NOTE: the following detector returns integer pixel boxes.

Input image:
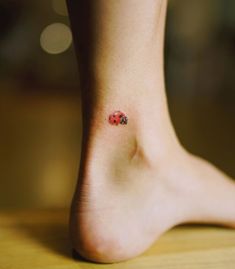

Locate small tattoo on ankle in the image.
[108,111,128,126]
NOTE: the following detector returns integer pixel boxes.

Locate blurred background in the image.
[0,0,234,209]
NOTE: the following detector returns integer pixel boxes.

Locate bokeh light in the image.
[40,23,72,54]
[52,0,68,16]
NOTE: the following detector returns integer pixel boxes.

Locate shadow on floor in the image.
[14,211,87,263]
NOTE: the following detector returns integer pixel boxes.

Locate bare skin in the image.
[66,0,235,263]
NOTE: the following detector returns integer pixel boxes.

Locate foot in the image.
[70,104,235,263]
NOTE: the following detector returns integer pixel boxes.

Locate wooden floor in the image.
[1,210,235,269]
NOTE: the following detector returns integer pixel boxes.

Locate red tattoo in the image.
[108,111,128,125]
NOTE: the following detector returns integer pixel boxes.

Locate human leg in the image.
[66,0,235,263]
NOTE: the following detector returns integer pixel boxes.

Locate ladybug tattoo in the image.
[108,111,128,126]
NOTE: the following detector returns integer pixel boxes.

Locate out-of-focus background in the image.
[0,0,234,209]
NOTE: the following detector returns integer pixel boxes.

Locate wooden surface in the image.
[1,210,235,269]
